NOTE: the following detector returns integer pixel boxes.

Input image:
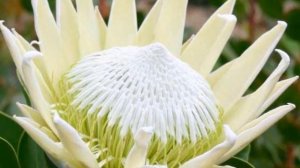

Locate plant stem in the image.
[248,0,257,42]
[285,144,295,168]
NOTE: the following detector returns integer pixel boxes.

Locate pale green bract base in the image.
[53,74,224,168]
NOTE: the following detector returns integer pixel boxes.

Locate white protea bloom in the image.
[1,0,298,167]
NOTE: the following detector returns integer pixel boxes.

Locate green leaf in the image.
[209,0,225,6]
[236,145,251,161]
[21,0,56,13]
[137,11,146,28]
[0,111,24,151]
[20,0,33,13]
[292,0,300,3]
[258,0,283,19]
[229,39,251,56]
[285,9,300,42]
[18,133,49,168]
[280,35,300,60]
[0,137,20,168]
[45,157,59,168]
[279,119,300,144]
[234,0,248,20]
[17,72,31,106]
[223,157,255,168]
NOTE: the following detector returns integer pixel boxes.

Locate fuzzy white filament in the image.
[67,43,220,143]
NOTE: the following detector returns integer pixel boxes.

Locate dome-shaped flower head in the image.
[0,0,298,167]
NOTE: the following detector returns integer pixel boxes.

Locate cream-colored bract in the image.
[0,0,298,167]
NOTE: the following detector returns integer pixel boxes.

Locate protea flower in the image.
[0,0,298,167]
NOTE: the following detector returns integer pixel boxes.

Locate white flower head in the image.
[0,0,298,167]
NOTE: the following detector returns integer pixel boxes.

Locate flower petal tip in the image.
[135,127,154,146]
[275,49,289,56]
[31,0,38,10]
[218,14,237,22]
[141,127,154,134]
[16,102,25,112]
[223,0,236,11]
[0,21,8,33]
[53,113,61,124]
[293,76,299,83]
[12,116,25,124]
[16,102,22,107]
[277,20,287,28]
[287,103,296,109]
[22,51,43,64]
[225,0,236,7]
[274,49,290,65]
[30,40,41,46]
[223,125,237,145]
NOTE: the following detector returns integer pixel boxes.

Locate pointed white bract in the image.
[259,76,298,113]
[135,0,163,46]
[32,0,67,84]
[154,0,188,56]
[181,0,236,76]
[95,7,107,49]
[224,50,290,130]
[76,0,102,54]
[53,114,99,168]
[211,21,287,111]
[21,51,58,135]
[1,0,297,167]
[106,0,137,48]
[214,0,236,14]
[181,14,236,76]
[181,125,236,168]
[219,104,295,163]
[9,27,52,101]
[125,127,154,168]
[0,21,24,75]
[17,103,46,126]
[57,0,80,62]
[13,116,64,160]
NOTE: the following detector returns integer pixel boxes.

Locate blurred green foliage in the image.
[0,0,299,167]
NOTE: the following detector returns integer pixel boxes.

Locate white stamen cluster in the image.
[67,43,220,143]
